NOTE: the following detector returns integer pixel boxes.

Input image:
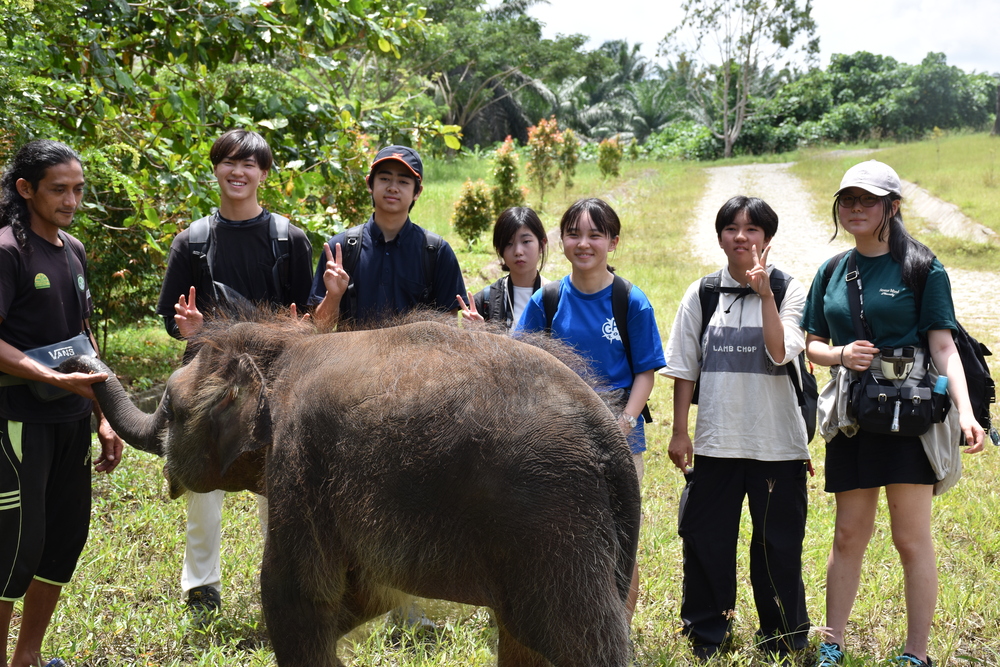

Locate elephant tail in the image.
[605,444,641,605]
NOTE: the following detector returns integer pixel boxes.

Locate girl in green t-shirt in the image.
[802,160,985,667]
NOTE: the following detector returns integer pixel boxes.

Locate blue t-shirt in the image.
[308,216,465,321]
[515,276,665,454]
[802,251,956,347]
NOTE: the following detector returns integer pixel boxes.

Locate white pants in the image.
[181,490,268,594]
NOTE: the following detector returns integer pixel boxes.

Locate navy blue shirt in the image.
[308,216,465,321]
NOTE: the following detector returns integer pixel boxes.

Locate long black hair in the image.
[0,140,82,256]
[831,192,935,295]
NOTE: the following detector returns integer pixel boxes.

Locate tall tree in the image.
[664,0,818,157]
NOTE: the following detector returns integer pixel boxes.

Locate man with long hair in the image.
[0,140,123,667]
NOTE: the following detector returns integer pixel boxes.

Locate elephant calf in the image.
[72,318,640,666]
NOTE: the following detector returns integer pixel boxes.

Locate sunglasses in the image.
[837,193,881,208]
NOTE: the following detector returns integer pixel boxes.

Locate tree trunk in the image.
[992,82,1000,136]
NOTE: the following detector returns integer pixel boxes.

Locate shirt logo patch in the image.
[879,288,902,298]
[77,274,85,291]
[34,273,50,289]
[602,317,621,343]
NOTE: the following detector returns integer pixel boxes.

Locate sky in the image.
[515,0,999,75]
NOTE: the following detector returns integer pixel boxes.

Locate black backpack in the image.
[695,268,819,443]
[189,213,292,304]
[820,250,997,441]
[541,275,653,423]
[340,223,442,316]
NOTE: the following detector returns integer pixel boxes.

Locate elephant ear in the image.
[210,353,272,476]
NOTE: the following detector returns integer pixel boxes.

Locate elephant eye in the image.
[162,393,175,422]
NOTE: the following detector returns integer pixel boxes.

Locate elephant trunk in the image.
[59,355,167,456]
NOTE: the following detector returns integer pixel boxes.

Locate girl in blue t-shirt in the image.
[514,197,665,623]
[803,160,984,667]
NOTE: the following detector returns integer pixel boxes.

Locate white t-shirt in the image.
[661,265,810,461]
[511,285,534,326]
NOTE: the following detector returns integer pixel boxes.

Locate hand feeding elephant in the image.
[65,317,640,667]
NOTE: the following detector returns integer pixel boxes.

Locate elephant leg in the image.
[260,543,345,666]
[495,571,631,667]
[497,622,550,667]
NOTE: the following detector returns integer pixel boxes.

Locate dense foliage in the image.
[1,0,996,333]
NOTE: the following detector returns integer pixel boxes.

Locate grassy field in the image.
[17,140,1000,666]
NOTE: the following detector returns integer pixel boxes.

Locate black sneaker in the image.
[893,653,934,667]
[187,585,221,627]
[43,660,67,667]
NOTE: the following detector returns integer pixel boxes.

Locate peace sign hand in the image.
[457,290,484,323]
[746,243,773,298]
[322,242,350,299]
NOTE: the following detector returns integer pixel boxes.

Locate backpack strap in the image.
[421,231,443,305]
[270,214,291,304]
[188,215,214,299]
[692,270,724,405]
[341,224,366,318]
[542,280,561,333]
[610,274,652,423]
[612,274,634,376]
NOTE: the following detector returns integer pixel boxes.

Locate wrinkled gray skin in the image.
[68,319,640,667]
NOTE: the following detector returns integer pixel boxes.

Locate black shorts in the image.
[0,417,92,600]
[824,428,937,493]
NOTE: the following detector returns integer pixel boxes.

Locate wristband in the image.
[839,346,846,367]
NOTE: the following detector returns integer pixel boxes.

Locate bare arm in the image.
[667,377,695,472]
[928,328,985,453]
[805,333,877,371]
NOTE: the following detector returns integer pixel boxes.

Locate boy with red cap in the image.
[310,145,465,328]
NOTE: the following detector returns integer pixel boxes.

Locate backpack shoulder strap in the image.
[821,249,851,295]
[696,269,724,344]
[692,270,724,406]
[339,224,366,318]
[611,274,634,374]
[421,230,443,304]
[542,280,561,333]
[188,215,214,293]
[270,213,292,304]
[341,224,365,276]
[768,267,791,310]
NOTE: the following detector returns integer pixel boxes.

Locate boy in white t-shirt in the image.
[660,196,811,661]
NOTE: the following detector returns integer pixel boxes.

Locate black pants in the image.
[0,418,92,599]
[678,456,810,652]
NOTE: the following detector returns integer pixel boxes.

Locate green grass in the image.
[18,150,1000,666]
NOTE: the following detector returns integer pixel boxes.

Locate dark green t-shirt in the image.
[801,251,956,347]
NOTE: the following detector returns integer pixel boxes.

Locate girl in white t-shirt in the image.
[458,207,548,329]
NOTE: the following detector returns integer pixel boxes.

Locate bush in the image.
[491,136,526,215]
[597,136,623,178]
[451,179,494,246]
[560,128,580,191]
[645,121,723,161]
[526,117,563,207]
